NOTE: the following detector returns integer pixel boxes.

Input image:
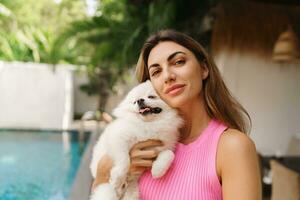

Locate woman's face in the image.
[147,41,209,109]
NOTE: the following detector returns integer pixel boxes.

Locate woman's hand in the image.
[91,139,163,191]
[91,154,114,191]
[128,139,164,176]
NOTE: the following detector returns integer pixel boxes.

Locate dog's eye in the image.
[148,95,156,99]
[133,101,137,104]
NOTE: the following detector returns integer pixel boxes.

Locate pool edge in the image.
[69,129,101,200]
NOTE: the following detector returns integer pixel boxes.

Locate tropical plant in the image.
[0,0,87,63]
[54,0,179,110]
[0,0,218,111]
[56,0,218,110]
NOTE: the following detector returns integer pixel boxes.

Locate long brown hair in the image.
[135,29,251,134]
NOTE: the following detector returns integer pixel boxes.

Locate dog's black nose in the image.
[137,98,145,106]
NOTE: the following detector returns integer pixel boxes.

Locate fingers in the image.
[131,158,154,167]
[129,166,150,175]
[128,160,153,176]
[130,149,158,159]
[127,140,164,177]
[131,166,150,171]
[131,139,163,150]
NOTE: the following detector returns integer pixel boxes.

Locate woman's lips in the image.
[165,84,185,96]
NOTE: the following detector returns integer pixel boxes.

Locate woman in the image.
[92,30,262,199]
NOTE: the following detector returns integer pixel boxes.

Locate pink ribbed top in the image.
[138,119,228,200]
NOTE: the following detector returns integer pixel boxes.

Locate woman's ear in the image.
[201,64,209,80]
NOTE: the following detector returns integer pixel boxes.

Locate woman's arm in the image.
[91,154,114,191]
[91,139,163,191]
[217,129,262,200]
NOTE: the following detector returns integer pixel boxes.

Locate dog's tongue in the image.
[139,107,150,114]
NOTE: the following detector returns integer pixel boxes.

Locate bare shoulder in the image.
[219,128,256,154]
[217,129,262,199]
[216,128,258,178]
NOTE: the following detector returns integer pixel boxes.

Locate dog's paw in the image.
[151,150,175,178]
[151,165,166,178]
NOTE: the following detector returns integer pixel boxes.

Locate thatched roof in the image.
[211,0,300,59]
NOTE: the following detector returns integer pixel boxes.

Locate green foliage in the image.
[0,0,87,63]
[55,0,218,110]
[0,0,86,33]
[147,0,176,32]
[0,0,218,110]
[0,27,49,62]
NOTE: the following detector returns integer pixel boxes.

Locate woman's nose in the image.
[164,68,176,84]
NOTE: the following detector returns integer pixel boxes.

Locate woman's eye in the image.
[148,95,156,99]
[175,60,185,65]
[151,70,160,76]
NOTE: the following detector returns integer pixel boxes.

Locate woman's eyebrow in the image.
[167,51,186,62]
[148,51,186,70]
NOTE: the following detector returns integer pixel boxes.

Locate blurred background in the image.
[0,0,299,199]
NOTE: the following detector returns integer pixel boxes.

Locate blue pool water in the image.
[0,130,90,200]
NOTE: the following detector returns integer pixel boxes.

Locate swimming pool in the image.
[0,130,90,200]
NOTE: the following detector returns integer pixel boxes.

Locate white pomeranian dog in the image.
[90,80,183,200]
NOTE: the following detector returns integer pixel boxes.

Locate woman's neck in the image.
[178,94,211,144]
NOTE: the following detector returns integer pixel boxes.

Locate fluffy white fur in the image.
[90,80,183,200]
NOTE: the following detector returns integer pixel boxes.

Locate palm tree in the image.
[56,0,218,110]
[54,0,178,110]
